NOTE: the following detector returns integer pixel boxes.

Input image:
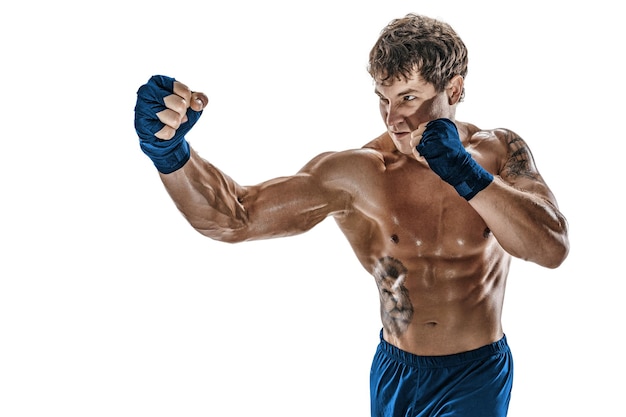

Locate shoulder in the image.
[300,147,386,177]
[461,122,546,189]
[300,132,389,172]
[297,138,389,194]
[462,122,511,145]
[461,122,535,172]
[463,122,528,153]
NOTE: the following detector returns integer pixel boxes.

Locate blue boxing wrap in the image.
[416,118,493,200]
[134,75,203,174]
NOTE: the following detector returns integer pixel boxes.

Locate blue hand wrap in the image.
[416,118,493,200]
[134,75,203,174]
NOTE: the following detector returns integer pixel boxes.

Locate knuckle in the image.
[173,81,192,102]
[191,92,208,110]
[156,109,183,130]
[171,117,182,130]
[164,94,188,114]
[155,126,175,140]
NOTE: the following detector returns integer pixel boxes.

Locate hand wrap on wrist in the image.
[416,118,493,200]
[134,75,202,174]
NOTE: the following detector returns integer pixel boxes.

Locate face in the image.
[375,73,453,155]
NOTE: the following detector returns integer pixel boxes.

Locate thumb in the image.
[172,80,209,112]
[190,92,208,112]
[410,121,430,149]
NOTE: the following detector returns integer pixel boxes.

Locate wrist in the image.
[451,157,493,200]
[139,135,190,174]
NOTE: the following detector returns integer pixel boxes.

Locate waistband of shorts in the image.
[378,329,510,368]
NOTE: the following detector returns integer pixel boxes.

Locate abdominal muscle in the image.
[330,142,512,356]
[373,246,511,356]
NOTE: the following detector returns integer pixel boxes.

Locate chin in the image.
[396,143,414,156]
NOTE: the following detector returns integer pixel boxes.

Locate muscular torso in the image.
[329,123,511,355]
[171,121,530,356]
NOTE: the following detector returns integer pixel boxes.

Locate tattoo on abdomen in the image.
[374,256,414,336]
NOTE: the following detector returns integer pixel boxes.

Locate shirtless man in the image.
[133,13,569,417]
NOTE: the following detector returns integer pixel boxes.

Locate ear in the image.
[446,75,464,105]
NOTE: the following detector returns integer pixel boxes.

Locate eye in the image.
[403,95,416,102]
[377,95,389,103]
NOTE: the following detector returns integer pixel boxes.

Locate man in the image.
[134,13,569,417]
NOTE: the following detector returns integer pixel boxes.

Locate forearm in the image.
[134,75,249,241]
[159,149,249,242]
[469,177,569,268]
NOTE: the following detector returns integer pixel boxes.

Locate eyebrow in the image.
[374,87,422,98]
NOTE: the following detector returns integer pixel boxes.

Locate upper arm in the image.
[237,173,349,241]
[493,128,559,205]
[162,148,373,243]
[470,128,569,266]
[226,151,355,242]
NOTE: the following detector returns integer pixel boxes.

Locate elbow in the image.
[512,230,570,269]
[538,212,571,269]
[192,224,249,244]
[543,241,570,269]
[547,218,571,268]
[186,215,249,244]
[537,232,570,269]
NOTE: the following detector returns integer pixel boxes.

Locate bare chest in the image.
[353,161,491,258]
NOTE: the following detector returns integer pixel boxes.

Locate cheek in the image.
[424,96,451,120]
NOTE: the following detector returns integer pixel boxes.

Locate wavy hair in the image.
[368,14,468,100]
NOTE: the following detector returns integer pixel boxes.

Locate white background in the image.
[1,1,623,416]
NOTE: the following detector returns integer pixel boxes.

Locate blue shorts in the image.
[370,330,513,417]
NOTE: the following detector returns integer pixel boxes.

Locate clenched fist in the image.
[134,75,208,174]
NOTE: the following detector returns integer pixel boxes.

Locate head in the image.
[368,13,468,98]
[368,14,469,154]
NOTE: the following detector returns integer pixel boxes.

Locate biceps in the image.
[240,174,349,240]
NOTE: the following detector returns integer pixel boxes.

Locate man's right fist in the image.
[134,75,208,174]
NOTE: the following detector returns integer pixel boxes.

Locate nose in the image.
[384,103,405,128]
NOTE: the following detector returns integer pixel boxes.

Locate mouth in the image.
[388,129,417,155]
[390,130,410,141]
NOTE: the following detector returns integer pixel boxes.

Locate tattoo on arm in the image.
[501,131,540,181]
[374,257,414,336]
